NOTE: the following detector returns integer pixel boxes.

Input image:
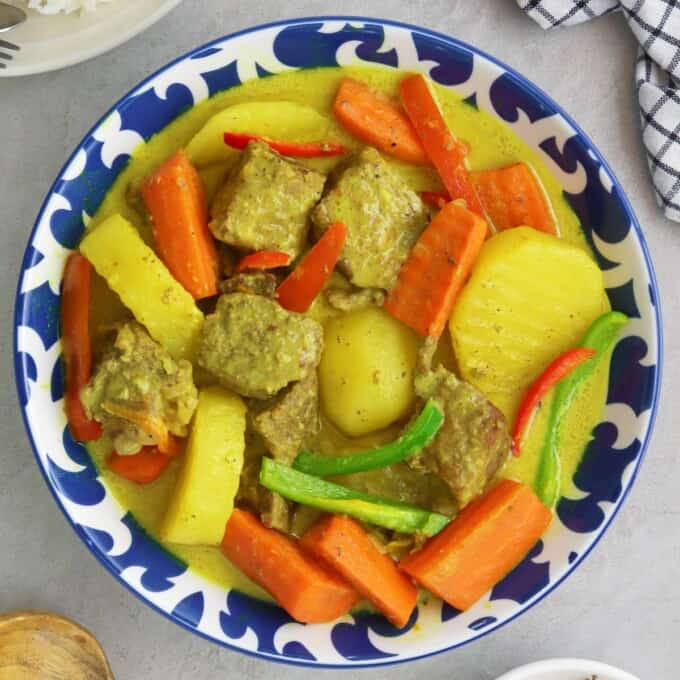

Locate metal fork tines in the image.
[0,38,19,69]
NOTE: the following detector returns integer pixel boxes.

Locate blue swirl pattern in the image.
[12,18,661,668]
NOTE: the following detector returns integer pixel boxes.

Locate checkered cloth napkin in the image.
[518,0,680,223]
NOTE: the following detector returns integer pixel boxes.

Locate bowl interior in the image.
[13,17,661,668]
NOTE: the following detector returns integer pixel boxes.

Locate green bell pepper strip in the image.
[534,311,629,508]
[259,458,450,536]
[292,399,444,476]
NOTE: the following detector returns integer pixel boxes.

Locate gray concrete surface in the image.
[1,1,678,678]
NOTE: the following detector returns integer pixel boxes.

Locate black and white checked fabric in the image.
[518,0,680,223]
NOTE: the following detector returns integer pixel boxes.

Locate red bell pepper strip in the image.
[61,253,102,442]
[276,222,347,313]
[511,347,597,456]
[234,250,291,274]
[223,132,346,158]
[399,74,485,217]
[108,446,171,485]
[420,191,450,210]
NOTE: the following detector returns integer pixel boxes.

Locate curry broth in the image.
[85,66,609,600]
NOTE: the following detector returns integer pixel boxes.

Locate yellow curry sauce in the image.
[85,66,611,601]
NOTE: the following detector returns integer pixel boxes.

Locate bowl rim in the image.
[12,15,664,668]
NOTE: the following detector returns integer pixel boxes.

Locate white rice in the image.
[25,0,114,14]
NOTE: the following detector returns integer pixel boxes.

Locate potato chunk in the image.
[449,227,607,420]
[160,387,246,546]
[79,214,204,360]
[319,307,420,436]
[186,101,331,167]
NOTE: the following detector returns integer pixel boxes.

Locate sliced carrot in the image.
[61,253,102,442]
[399,74,484,216]
[141,150,219,300]
[472,162,558,235]
[420,190,449,210]
[401,479,552,611]
[108,446,171,485]
[234,250,291,274]
[276,221,347,313]
[223,132,345,158]
[333,78,429,164]
[385,201,487,338]
[301,515,417,628]
[221,509,360,623]
[100,401,176,456]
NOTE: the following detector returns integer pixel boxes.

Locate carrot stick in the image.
[333,78,429,164]
[399,74,484,216]
[221,509,360,623]
[141,150,218,300]
[401,479,552,611]
[61,253,102,442]
[224,132,345,158]
[472,163,558,235]
[420,191,449,209]
[234,250,291,274]
[385,202,487,338]
[108,446,171,485]
[301,514,417,628]
[276,221,347,313]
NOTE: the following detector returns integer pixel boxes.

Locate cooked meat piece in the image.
[210,141,326,258]
[81,322,198,455]
[312,147,429,289]
[219,271,278,298]
[325,286,386,312]
[409,363,511,508]
[251,372,320,464]
[196,292,323,399]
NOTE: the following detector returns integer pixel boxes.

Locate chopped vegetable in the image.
[100,401,174,455]
[79,214,204,360]
[301,515,417,628]
[259,458,450,536]
[221,508,359,623]
[333,78,428,164]
[449,227,607,421]
[161,387,246,546]
[385,201,487,338]
[293,399,444,476]
[276,221,347,313]
[186,101,331,167]
[401,479,552,611]
[420,190,449,209]
[61,253,102,442]
[107,446,170,485]
[512,347,596,456]
[472,162,557,235]
[399,74,484,216]
[141,151,218,300]
[234,250,291,274]
[223,132,345,157]
[535,311,628,506]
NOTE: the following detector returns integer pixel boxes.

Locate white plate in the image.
[0,0,183,76]
[496,658,641,680]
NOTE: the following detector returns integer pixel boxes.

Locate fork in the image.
[0,3,26,69]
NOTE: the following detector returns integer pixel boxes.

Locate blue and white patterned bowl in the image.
[13,17,662,668]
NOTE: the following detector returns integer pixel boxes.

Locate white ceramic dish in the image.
[0,0,183,76]
[496,658,640,680]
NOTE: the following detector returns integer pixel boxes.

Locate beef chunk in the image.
[251,372,320,464]
[196,293,323,399]
[312,147,428,289]
[409,343,511,508]
[237,456,291,533]
[325,286,386,312]
[219,271,278,298]
[81,322,198,455]
[210,141,326,258]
